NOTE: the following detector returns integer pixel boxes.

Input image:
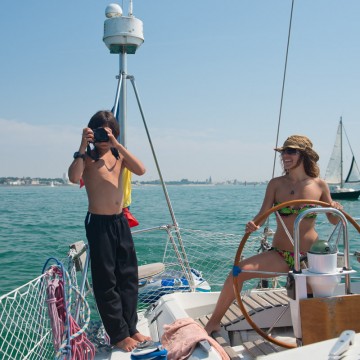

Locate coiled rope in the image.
[43,258,95,360]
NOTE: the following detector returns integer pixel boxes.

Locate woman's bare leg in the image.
[204,251,289,335]
[204,272,237,334]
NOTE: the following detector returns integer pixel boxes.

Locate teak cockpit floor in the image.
[196,289,293,359]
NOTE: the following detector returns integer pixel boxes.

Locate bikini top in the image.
[274,202,317,218]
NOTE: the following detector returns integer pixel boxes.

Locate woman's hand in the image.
[330,201,343,210]
[245,221,260,234]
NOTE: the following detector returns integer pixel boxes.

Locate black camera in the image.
[93,127,109,143]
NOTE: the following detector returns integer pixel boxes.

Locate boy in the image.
[68,110,149,351]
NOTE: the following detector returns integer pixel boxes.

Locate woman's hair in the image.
[282,150,320,177]
[301,152,320,177]
[88,110,120,138]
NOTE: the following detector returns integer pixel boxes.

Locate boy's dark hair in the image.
[88,110,120,138]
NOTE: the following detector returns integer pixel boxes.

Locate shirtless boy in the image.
[68,110,150,351]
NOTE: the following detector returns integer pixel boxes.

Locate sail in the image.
[345,156,360,183]
[325,122,342,185]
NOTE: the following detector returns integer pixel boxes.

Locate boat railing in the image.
[293,207,353,292]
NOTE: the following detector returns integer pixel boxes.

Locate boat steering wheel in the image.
[232,199,360,349]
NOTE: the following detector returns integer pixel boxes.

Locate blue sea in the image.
[1,184,360,296]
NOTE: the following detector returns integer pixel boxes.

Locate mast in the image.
[340,116,343,188]
[102,2,195,288]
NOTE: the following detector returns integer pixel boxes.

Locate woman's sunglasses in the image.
[281,148,299,155]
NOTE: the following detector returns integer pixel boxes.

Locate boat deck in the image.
[196,289,294,359]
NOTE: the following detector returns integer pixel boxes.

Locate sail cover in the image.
[325,122,342,184]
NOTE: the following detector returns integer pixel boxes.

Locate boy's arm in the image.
[116,142,146,176]
[68,128,90,183]
[106,128,146,176]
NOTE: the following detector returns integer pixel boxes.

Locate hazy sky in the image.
[1,1,359,182]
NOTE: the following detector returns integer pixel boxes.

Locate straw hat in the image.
[275,135,319,161]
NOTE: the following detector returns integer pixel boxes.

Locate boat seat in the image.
[68,241,165,282]
[138,262,165,281]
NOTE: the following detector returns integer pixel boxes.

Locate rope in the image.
[43,259,95,360]
[55,267,95,360]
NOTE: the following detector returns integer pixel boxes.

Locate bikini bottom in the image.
[270,246,307,269]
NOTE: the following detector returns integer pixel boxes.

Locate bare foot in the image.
[115,337,139,352]
[132,332,152,342]
[204,322,221,336]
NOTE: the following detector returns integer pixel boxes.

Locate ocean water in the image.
[1,184,360,296]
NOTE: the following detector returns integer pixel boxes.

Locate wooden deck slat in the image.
[255,292,282,307]
[212,331,241,360]
[195,319,241,359]
[220,302,242,326]
[257,291,286,306]
[242,294,266,312]
[275,290,291,302]
[266,291,288,306]
[254,339,279,355]
[196,316,208,328]
[247,292,273,309]
[242,341,266,357]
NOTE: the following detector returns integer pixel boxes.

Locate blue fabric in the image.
[232,265,242,276]
[130,348,167,359]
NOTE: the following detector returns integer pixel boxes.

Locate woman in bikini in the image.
[204,134,342,335]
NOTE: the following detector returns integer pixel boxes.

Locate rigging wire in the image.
[263,0,295,237]
[271,0,295,179]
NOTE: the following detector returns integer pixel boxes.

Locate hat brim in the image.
[274,145,303,152]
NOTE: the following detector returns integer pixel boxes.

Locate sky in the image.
[0,0,359,182]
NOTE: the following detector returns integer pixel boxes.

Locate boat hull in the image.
[330,189,360,200]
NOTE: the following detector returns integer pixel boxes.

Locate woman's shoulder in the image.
[312,177,328,187]
[268,175,287,186]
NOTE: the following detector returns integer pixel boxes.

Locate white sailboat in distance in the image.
[325,117,360,200]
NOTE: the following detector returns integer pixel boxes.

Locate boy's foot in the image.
[132,332,152,342]
[115,337,139,352]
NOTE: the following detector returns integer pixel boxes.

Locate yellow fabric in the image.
[122,168,132,208]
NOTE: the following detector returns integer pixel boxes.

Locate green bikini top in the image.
[274,202,317,218]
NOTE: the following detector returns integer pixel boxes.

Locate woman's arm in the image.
[319,178,343,225]
[246,178,277,233]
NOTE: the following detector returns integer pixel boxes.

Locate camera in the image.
[93,127,109,143]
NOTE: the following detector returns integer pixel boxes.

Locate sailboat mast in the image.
[118,52,127,146]
[340,116,343,188]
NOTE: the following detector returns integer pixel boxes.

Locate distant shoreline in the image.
[0,177,268,187]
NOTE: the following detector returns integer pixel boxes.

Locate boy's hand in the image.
[82,127,94,145]
[104,127,118,147]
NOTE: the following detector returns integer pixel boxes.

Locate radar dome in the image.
[105,3,123,18]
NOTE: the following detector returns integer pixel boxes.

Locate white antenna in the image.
[129,0,133,16]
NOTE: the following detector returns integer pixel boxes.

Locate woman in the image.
[204,134,342,335]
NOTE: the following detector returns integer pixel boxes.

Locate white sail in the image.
[325,122,342,185]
